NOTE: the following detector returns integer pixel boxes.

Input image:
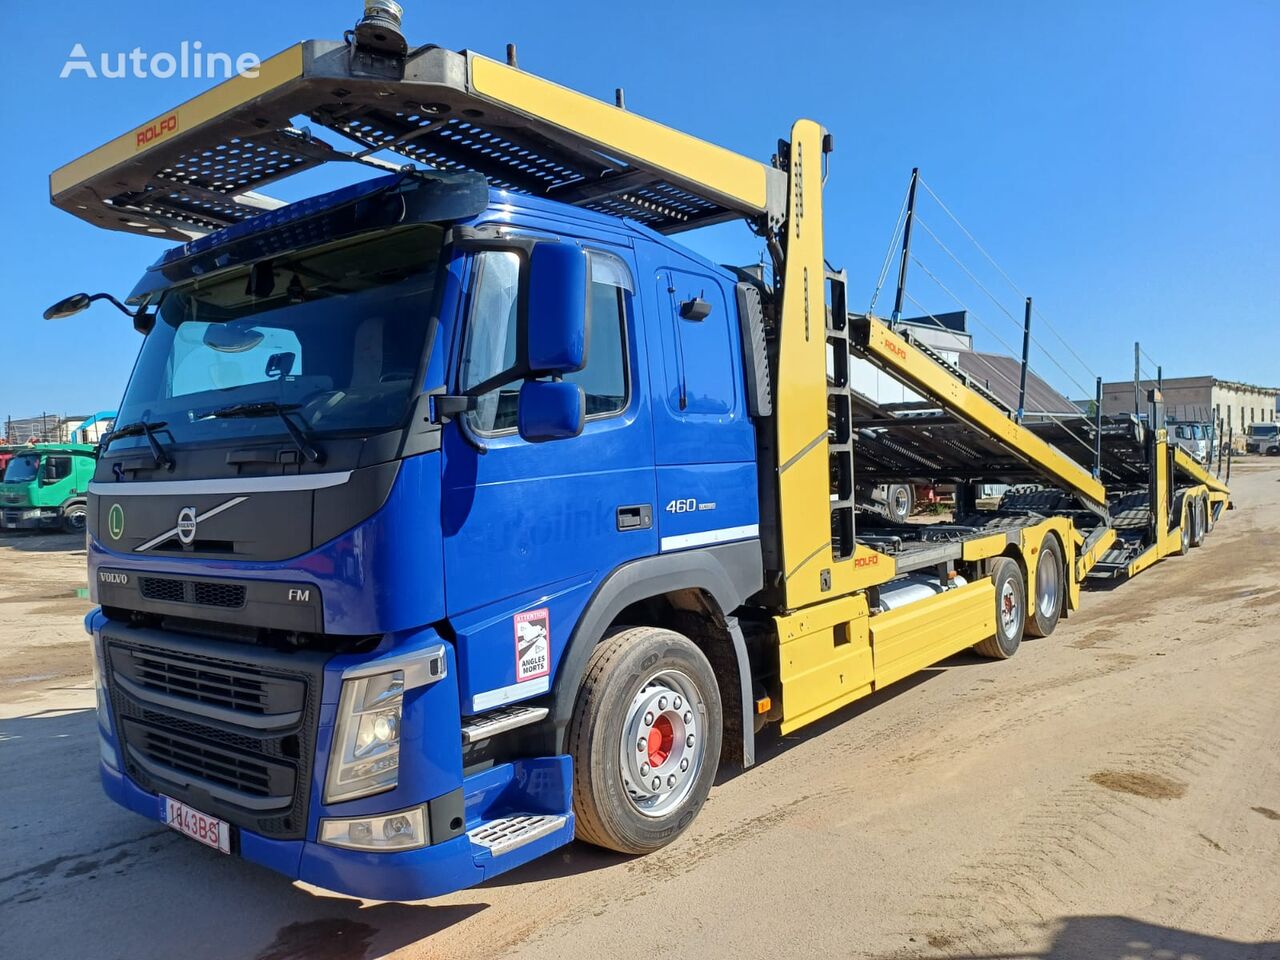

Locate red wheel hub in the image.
[646,714,675,768]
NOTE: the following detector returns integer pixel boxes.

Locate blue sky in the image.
[3,0,1277,420]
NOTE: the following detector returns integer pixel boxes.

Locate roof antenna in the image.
[506,43,518,67]
[615,88,626,109]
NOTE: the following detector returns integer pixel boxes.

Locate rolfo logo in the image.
[60,42,261,80]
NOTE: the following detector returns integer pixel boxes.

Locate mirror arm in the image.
[429,394,478,423]
[85,292,141,318]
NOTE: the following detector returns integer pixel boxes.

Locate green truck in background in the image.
[0,443,97,533]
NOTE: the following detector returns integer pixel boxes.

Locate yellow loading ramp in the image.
[50,40,787,241]
[848,315,1109,515]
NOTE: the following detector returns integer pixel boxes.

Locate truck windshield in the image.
[2,454,39,483]
[1249,425,1278,438]
[113,225,444,449]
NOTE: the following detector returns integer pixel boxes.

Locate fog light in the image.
[320,805,426,852]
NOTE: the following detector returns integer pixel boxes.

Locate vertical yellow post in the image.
[772,121,832,611]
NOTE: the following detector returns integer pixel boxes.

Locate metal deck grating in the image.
[50,42,773,241]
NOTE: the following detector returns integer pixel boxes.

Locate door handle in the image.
[616,504,653,531]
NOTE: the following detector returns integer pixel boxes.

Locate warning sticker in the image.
[513,608,550,682]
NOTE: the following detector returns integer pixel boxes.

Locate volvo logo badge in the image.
[132,496,247,553]
[176,506,198,545]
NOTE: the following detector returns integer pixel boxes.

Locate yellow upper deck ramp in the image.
[850,315,1109,513]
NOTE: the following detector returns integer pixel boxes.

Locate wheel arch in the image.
[549,541,762,769]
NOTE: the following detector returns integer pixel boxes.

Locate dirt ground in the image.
[1,462,1278,960]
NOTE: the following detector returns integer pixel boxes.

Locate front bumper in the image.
[90,611,575,900]
[101,752,573,900]
[1,506,58,529]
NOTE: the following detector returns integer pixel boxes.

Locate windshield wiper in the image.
[102,419,174,471]
[200,402,324,464]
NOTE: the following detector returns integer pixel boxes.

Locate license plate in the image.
[161,796,231,854]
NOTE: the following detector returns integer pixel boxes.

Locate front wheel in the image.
[568,626,723,854]
[61,503,87,534]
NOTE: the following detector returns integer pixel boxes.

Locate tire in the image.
[974,557,1026,659]
[885,484,914,523]
[61,503,87,534]
[1189,498,1206,548]
[1177,502,1191,555]
[568,626,723,854]
[1025,536,1064,638]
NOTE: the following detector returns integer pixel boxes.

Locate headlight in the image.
[326,670,405,803]
[319,804,427,852]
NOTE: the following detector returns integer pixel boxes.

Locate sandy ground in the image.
[1,463,1277,960]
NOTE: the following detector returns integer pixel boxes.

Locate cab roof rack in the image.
[50,40,786,242]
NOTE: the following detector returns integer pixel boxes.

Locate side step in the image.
[461,705,549,744]
[469,814,567,857]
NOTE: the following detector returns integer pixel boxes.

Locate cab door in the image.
[440,242,657,713]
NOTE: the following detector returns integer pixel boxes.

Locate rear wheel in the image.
[61,503,87,535]
[1178,502,1192,555]
[568,626,723,854]
[1189,497,1206,548]
[1025,536,1064,638]
[974,557,1025,659]
[885,484,914,523]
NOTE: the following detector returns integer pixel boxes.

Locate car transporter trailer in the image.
[49,5,1229,900]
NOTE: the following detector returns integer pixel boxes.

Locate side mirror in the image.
[526,243,589,374]
[518,380,584,443]
[43,293,92,320]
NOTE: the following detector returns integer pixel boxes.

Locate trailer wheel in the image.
[1177,502,1191,555]
[974,557,1025,659]
[568,626,723,854]
[1204,497,1216,534]
[61,503,87,535]
[1189,497,1206,548]
[1025,537,1064,638]
[886,484,914,523]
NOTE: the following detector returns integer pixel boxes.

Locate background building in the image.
[1100,376,1279,433]
[852,311,1076,420]
[2,412,115,445]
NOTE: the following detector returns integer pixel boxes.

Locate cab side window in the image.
[43,456,72,482]
[459,247,632,434]
[566,251,631,418]
[459,250,522,433]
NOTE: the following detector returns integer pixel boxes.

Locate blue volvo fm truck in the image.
[48,5,1223,901]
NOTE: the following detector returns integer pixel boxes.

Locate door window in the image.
[459,250,523,433]
[459,247,632,434]
[43,456,72,483]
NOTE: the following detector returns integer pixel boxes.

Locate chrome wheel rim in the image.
[1037,552,1058,619]
[1000,579,1020,637]
[891,488,910,519]
[619,670,705,818]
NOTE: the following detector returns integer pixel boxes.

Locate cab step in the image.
[461,704,549,744]
[468,814,567,857]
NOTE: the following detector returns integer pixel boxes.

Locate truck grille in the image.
[138,576,246,609]
[104,625,326,840]
[122,718,295,804]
